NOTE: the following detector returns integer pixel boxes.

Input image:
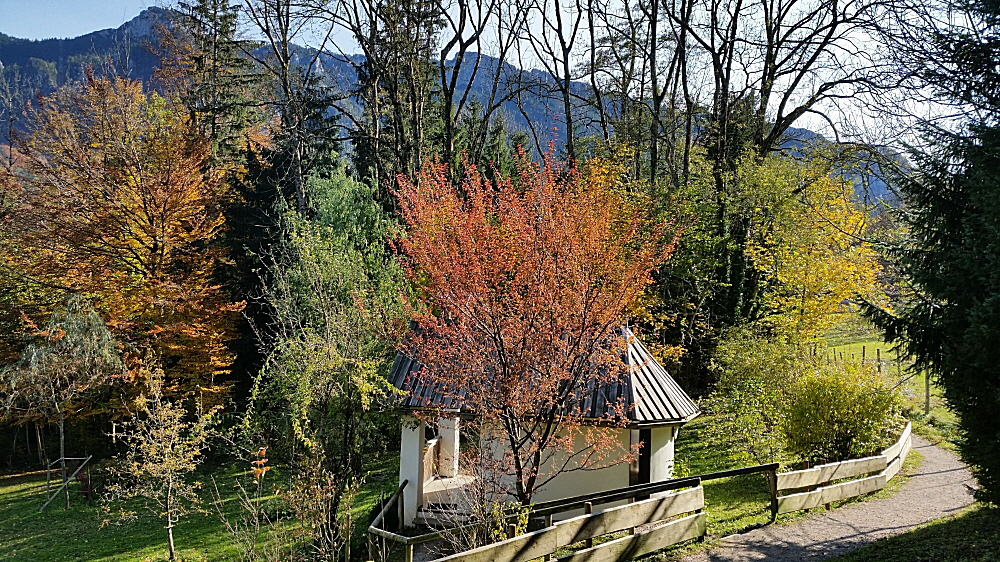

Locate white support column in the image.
[649,425,676,497]
[438,417,460,478]
[399,415,425,527]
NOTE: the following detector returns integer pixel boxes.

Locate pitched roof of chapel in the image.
[388,327,700,426]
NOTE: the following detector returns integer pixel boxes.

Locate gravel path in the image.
[679,436,976,562]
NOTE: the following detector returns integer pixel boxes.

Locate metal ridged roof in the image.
[388,327,699,425]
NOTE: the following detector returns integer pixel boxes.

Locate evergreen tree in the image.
[869,126,1000,504]
[178,0,262,161]
[867,0,1000,503]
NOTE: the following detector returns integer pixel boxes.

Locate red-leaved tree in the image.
[396,154,676,504]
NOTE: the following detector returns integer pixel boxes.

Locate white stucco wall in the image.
[649,425,677,498]
[529,428,632,517]
[399,415,425,527]
[439,417,460,478]
[399,417,681,526]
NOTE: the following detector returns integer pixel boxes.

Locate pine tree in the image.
[867,0,1000,503]
[178,0,261,161]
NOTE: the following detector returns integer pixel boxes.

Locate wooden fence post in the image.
[767,469,778,521]
[544,514,554,561]
[584,502,594,548]
[405,542,414,562]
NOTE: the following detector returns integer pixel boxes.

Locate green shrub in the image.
[706,330,798,465]
[783,363,902,464]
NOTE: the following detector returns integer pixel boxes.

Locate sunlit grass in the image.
[0,457,400,562]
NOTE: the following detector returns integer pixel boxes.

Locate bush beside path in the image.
[676,436,975,562]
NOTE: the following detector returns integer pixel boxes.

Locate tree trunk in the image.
[167,522,176,561]
[58,413,68,510]
[35,422,44,466]
[166,482,176,560]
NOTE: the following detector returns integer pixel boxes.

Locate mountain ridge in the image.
[0,8,896,200]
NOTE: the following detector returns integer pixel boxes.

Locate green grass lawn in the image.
[823,319,962,453]
[0,470,238,561]
[830,504,1000,562]
[0,454,400,562]
[673,416,775,538]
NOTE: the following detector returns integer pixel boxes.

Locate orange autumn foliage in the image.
[0,73,241,403]
[396,154,677,504]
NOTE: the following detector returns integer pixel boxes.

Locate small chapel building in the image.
[389,327,700,527]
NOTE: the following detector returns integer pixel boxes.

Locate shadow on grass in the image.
[831,505,1000,562]
[703,474,773,538]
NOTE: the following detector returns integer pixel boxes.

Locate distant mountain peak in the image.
[117,7,175,39]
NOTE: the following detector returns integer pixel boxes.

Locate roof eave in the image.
[629,410,701,428]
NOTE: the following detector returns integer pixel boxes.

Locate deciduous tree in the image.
[0,295,123,509]
[396,153,676,504]
[247,164,408,553]
[1,74,240,401]
[741,154,883,341]
[104,368,218,561]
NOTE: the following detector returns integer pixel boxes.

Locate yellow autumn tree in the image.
[0,72,241,402]
[740,154,882,341]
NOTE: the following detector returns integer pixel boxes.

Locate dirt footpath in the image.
[678,436,976,562]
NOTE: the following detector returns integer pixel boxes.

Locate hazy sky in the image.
[0,0,155,40]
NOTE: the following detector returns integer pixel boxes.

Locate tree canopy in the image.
[396,154,676,504]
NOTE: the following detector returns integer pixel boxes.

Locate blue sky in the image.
[0,0,153,40]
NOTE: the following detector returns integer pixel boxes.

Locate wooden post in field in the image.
[876,349,882,373]
[584,502,594,548]
[862,345,866,364]
[926,371,931,415]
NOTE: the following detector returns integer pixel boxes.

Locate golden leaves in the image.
[6,75,239,403]
[741,155,883,341]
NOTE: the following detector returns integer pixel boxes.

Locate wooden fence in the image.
[433,485,705,562]
[368,476,706,562]
[775,422,913,514]
[368,424,912,561]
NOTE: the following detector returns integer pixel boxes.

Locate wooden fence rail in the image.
[367,477,708,562]
[775,422,913,515]
[368,464,781,561]
[432,485,706,562]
